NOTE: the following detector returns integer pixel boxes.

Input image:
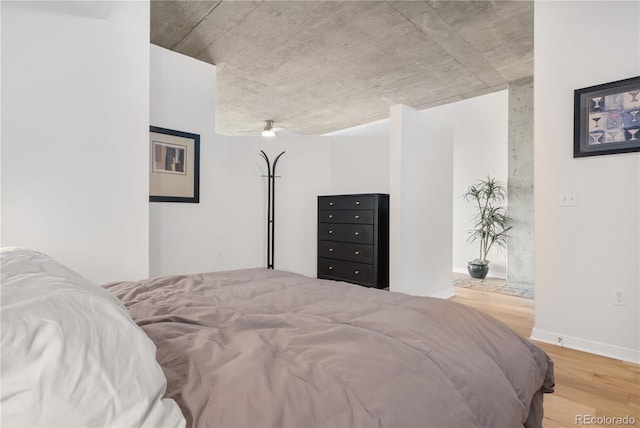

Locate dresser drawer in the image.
[318,258,374,285]
[319,210,374,224]
[318,195,375,210]
[318,241,374,263]
[318,223,373,244]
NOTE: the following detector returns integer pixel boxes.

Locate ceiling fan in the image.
[237,120,286,137]
[260,120,285,137]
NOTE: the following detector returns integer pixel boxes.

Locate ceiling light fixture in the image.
[261,120,276,137]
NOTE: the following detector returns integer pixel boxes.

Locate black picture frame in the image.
[149,126,200,203]
[574,76,640,158]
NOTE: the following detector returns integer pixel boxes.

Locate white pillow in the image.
[0,248,185,428]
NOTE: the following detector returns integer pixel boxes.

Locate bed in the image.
[1,248,554,428]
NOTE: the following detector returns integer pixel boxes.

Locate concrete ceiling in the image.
[151,0,533,135]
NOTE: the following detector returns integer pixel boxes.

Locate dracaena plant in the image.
[462,176,512,265]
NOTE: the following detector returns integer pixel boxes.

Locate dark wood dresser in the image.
[317,193,389,288]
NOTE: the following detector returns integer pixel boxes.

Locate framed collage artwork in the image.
[574,76,640,158]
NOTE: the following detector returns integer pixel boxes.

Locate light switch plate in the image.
[560,191,578,207]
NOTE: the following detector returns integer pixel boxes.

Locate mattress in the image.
[106,268,554,428]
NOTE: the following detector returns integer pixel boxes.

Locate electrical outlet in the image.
[613,288,626,306]
[556,337,564,347]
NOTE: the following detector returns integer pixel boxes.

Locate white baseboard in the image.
[431,286,455,300]
[531,328,640,364]
[388,285,455,299]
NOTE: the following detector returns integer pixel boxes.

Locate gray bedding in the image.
[105,268,554,428]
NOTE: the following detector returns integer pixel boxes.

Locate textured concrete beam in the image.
[507,76,534,287]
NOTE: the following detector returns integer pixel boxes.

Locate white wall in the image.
[328,92,509,277]
[424,92,508,277]
[149,44,233,277]
[179,134,390,278]
[225,137,333,276]
[1,1,150,283]
[149,46,396,278]
[533,0,640,363]
[390,104,454,298]
[330,135,390,195]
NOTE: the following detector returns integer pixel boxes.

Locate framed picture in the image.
[574,76,640,158]
[149,126,200,203]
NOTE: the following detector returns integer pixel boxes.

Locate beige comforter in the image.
[106,268,553,428]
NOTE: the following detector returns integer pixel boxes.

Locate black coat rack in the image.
[259,150,285,269]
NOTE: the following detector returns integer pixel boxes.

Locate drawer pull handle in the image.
[328,230,333,234]
[328,214,333,218]
[354,232,359,236]
[354,251,360,255]
[328,266,333,270]
[354,215,360,219]
[329,202,334,206]
[329,248,334,252]
[355,201,360,205]
[355,270,360,275]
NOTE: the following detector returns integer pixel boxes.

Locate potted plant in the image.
[462,176,511,279]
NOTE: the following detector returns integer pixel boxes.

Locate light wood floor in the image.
[451,287,639,427]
